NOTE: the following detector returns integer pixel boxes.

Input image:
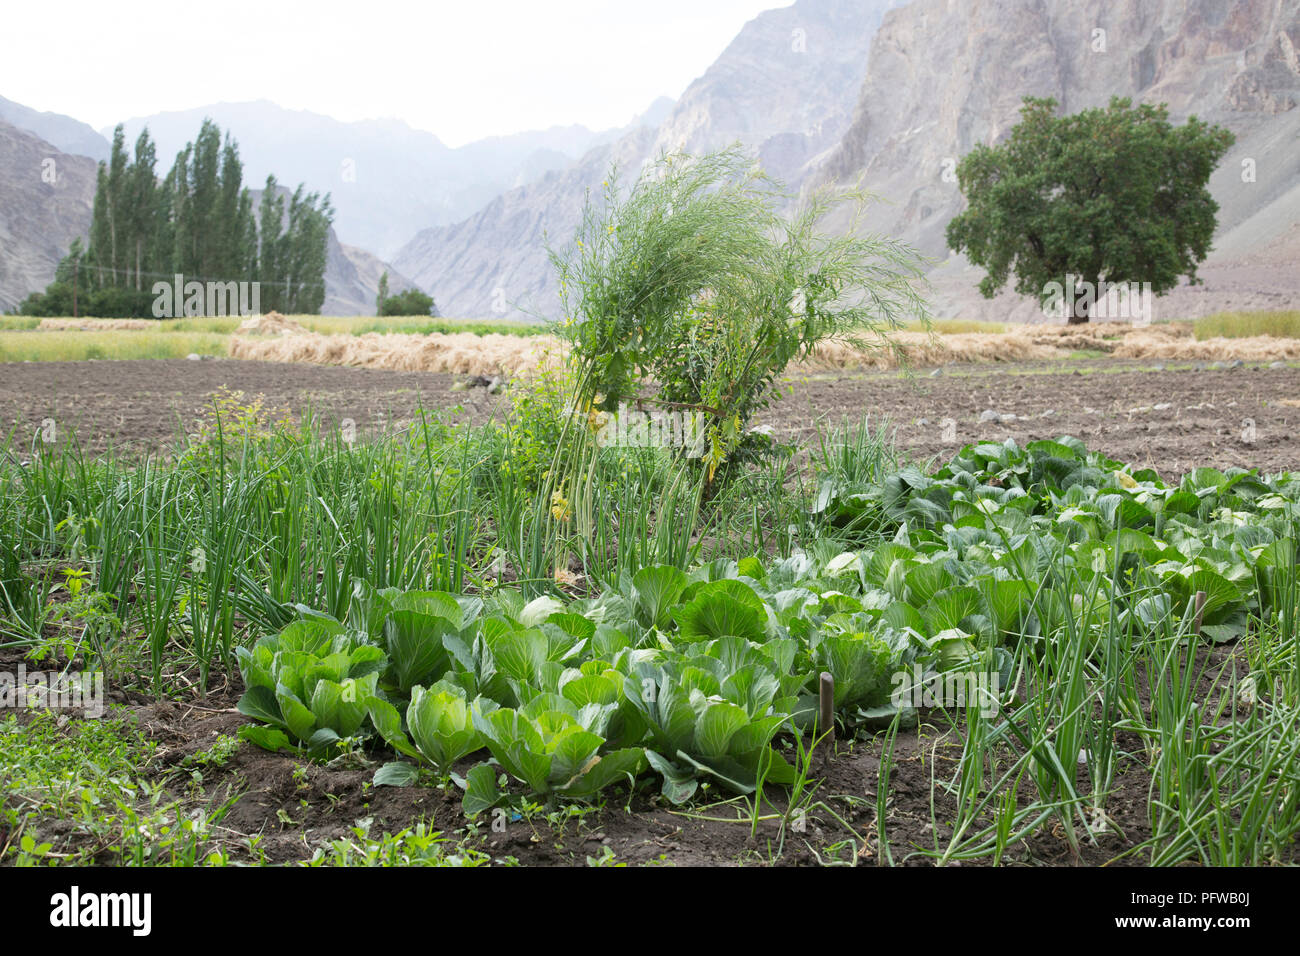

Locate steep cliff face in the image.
[393,129,657,321]
[814,0,1300,319]
[395,0,899,319]
[324,236,419,317]
[0,121,97,313]
[645,0,900,184]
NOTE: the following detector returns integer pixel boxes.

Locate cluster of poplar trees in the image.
[18,119,333,317]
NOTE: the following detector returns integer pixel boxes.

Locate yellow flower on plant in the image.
[550,490,572,522]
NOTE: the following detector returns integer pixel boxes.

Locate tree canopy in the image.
[17,119,333,317]
[945,96,1234,323]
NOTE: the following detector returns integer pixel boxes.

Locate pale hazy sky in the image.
[4,0,783,147]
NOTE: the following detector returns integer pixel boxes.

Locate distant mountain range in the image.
[393,0,901,319]
[109,99,673,260]
[4,0,1298,322]
[397,0,1300,321]
[0,95,669,314]
[0,95,109,163]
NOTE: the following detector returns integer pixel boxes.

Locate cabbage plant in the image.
[235,618,386,755]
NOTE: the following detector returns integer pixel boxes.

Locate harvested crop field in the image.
[223,319,1300,375]
[2,357,1296,478]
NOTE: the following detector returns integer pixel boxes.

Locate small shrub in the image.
[551,147,927,482]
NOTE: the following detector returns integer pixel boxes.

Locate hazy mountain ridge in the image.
[394,127,659,321]
[395,0,897,319]
[0,95,110,163]
[6,0,1299,322]
[110,100,670,260]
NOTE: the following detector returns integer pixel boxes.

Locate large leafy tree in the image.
[946,97,1234,323]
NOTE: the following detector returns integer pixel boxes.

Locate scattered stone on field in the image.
[1153,403,1172,411]
[979,409,999,422]
[929,368,943,377]
[186,353,202,361]
[1228,359,1244,369]
[487,377,505,394]
[1128,405,1152,415]
[1270,361,1287,369]
[999,413,1017,424]
[1041,409,1055,417]
[1152,364,1165,372]
[916,417,929,426]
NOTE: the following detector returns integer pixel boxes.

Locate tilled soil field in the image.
[2,357,1297,478]
[771,360,1300,478]
[3,356,1297,867]
[1,640,1258,868]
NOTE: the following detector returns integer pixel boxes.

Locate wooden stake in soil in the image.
[1193,590,1207,636]
[818,671,835,756]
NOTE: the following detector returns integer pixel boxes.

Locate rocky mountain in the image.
[394,127,659,321]
[395,0,902,319]
[813,0,1300,320]
[111,101,664,260]
[325,238,419,317]
[0,121,98,313]
[0,96,109,163]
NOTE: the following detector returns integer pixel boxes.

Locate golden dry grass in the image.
[39,318,160,331]
[11,313,1297,371]
[234,312,308,335]
[802,332,1059,369]
[228,330,565,377]
[223,318,1300,376]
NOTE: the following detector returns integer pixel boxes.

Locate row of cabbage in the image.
[236,437,1299,808]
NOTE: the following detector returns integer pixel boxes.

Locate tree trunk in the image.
[1068,282,1091,325]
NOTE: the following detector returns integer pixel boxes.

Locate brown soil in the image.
[0,359,504,457]
[768,359,1300,478]
[2,357,1296,478]
[4,639,1272,868]
[2,357,1297,866]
